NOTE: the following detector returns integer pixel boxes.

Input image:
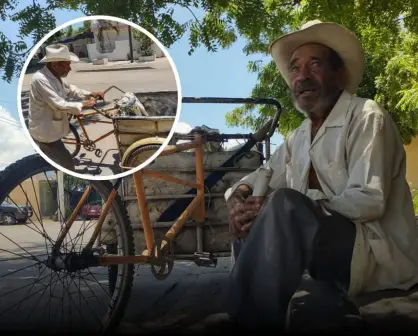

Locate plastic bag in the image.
[116,92,149,116]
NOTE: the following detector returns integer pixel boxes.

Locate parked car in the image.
[0,201,32,225]
[81,200,102,220]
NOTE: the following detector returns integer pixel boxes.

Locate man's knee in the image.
[268,187,305,206]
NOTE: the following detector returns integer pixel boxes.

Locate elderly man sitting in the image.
[225,20,418,331]
[28,44,104,171]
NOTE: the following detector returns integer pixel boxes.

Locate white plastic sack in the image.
[116,92,149,116]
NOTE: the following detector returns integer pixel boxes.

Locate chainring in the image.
[83,140,96,151]
[150,237,174,281]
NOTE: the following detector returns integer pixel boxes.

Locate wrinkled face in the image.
[50,61,71,78]
[288,43,345,119]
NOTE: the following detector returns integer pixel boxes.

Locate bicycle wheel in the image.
[62,123,81,158]
[122,141,176,168]
[0,154,134,333]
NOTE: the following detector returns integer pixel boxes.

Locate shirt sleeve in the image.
[323,100,397,222]
[224,133,293,201]
[32,77,83,115]
[64,81,92,101]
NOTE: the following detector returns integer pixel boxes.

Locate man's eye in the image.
[290,66,298,73]
[311,61,320,67]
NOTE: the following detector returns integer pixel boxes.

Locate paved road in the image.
[19,58,178,177]
[2,221,418,333]
[21,58,178,95]
[0,220,230,333]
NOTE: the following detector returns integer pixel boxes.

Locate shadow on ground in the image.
[119,263,418,334]
[73,152,121,176]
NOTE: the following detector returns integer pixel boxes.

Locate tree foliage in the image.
[64,25,73,37]
[212,0,418,143]
[0,0,237,82]
[1,0,418,143]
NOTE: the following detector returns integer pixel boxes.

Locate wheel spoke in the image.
[0,158,133,332]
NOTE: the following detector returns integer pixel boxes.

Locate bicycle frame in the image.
[54,134,206,266]
[61,84,127,149]
[62,109,115,147]
[55,95,282,266]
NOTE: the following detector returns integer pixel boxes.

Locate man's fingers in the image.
[236,202,258,213]
[229,201,257,238]
[246,196,265,207]
[228,196,264,238]
[236,211,255,223]
[240,221,253,232]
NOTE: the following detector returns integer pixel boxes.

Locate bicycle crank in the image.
[150,237,174,281]
[83,140,96,151]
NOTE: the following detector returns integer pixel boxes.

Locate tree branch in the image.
[159,0,204,28]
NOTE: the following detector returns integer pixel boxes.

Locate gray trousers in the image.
[226,187,356,331]
[36,140,75,171]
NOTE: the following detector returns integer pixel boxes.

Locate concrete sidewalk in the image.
[73,58,169,73]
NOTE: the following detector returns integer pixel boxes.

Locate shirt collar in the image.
[321,89,352,127]
[40,65,62,85]
[300,89,353,133]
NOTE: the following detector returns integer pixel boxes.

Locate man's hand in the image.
[238,196,265,235]
[89,92,104,100]
[230,196,265,238]
[227,185,265,239]
[82,99,96,108]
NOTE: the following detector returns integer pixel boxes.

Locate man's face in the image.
[288,43,344,119]
[50,61,71,78]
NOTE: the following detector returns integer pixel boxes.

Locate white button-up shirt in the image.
[28,66,91,143]
[225,90,418,297]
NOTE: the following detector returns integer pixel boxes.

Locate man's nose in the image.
[299,64,312,79]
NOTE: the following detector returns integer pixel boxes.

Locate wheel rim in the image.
[2,214,15,225]
[0,164,132,332]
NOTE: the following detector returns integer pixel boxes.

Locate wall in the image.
[62,38,92,58]
[152,43,164,58]
[90,21,130,41]
[405,136,418,190]
[87,40,131,61]
[89,23,164,60]
[94,27,130,42]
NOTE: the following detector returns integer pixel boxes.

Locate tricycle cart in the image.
[62,85,176,171]
[0,96,281,333]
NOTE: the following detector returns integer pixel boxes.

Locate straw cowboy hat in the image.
[268,20,365,94]
[39,44,79,63]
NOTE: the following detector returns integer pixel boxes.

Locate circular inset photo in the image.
[18,15,182,180]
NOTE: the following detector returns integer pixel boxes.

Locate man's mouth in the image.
[298,89,317,96]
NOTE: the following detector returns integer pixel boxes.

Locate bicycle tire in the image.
[0,154,135,333]
[62,123,81,158]
[124,143,177,167]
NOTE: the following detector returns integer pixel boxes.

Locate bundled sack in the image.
[116,92,149,116]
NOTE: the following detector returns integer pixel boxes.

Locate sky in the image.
[0,4,284,171]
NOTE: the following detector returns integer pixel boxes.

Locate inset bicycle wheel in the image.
[62,123,82,158]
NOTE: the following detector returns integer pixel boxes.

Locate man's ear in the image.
[335,68,347,90]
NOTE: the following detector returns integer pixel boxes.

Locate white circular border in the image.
[17,15,182,181]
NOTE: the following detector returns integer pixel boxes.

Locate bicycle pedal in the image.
[193,252,217,267]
